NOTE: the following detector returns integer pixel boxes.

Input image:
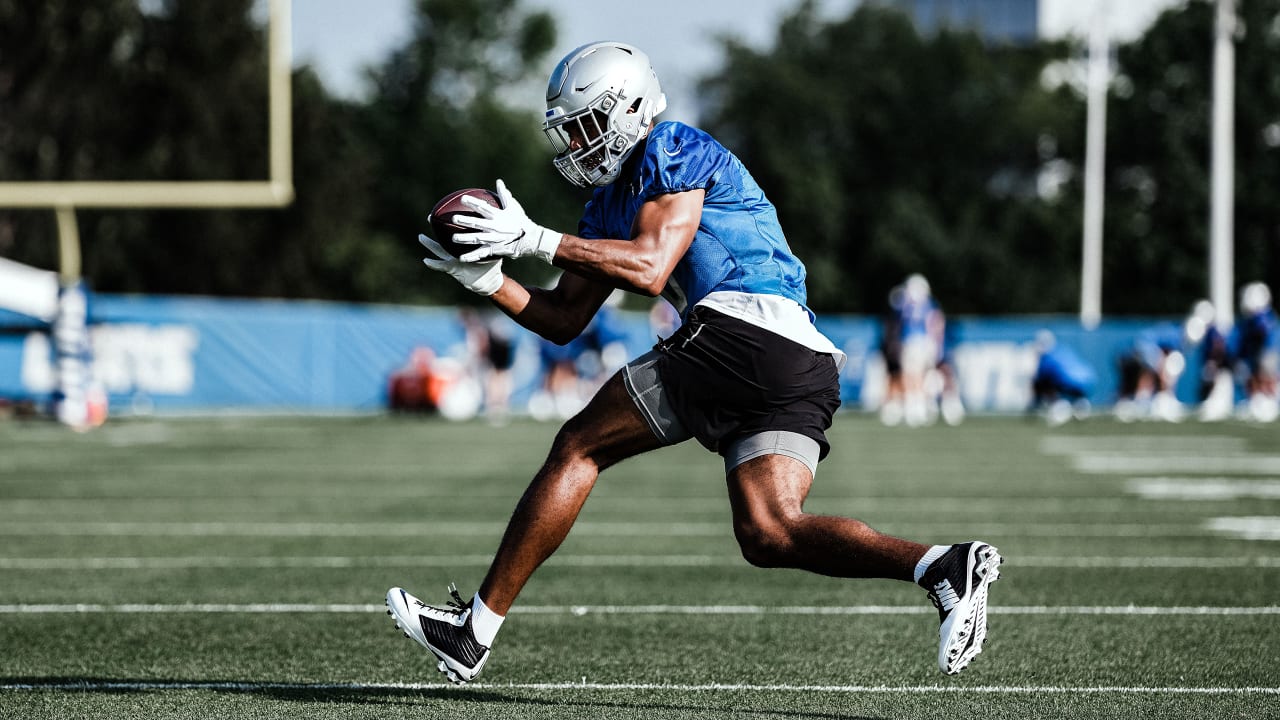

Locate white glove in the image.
[418,233,504,296]
[453,179,563,264]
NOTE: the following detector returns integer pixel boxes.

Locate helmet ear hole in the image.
[628,97,643,114]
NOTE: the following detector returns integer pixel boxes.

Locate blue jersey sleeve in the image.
[568,121,811,317]
[635,123,727,203]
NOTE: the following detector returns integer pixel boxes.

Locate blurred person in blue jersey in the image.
[1183,299,1234,422]
[1234,282,1278,422]
[574,288,632,388]
[387,42,1001,684]
[530,288,631,421]
[461,308,518,426]
[932,299,965,426]
[1114,322,1188,422]
[1029,330,1096,426]
[876,289,905,424]
[880,274,947,427]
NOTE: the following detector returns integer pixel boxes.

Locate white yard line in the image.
[0,496,1195,512]
[1206,516,1280,541]
[0,521,1200,537]
[0,555,1275,570]
[1127,478,1280,500]
[1,603,1275,616]
[0,679,1274,694]
[1039,436,1248,455]
[1072,455,1280,475]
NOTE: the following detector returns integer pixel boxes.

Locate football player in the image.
[1235,282,1278,421]
[387,41,1001,683]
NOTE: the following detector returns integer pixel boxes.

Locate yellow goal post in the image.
[0,0,295,284]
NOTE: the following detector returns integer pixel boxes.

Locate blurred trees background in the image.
[0,0,1276,315]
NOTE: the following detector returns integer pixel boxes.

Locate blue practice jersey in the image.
[576,121,810,319]
[1035,345,1096,399]
[896,296,937,340]
[1236,308,1278,369]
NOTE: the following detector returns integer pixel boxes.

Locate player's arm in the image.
[453,180,703,297]
[485,190,701,343]
[487,271,613,346]
[550,189,703,296]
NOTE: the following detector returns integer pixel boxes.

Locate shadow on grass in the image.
[1,677,886,720]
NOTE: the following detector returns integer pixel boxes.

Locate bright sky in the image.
[291,0,1185,118]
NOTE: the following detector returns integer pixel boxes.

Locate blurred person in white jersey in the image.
[880,274,948,426]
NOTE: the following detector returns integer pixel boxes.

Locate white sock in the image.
[469,592,505,647]
[913,544,951,584]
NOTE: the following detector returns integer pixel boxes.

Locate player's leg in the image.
[725,439,1001,675]
[387,366,668,684]
[726,450,924,580]
[477,369,663,613]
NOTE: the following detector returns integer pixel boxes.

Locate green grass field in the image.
[0,413,1277,719]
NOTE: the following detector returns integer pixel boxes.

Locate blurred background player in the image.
[877,288,905,425]
[1029,330,1096,426]
[1183,299,1234,422]
[528,287,630,421]
[1114,323,1187,422]
[880,274,946,427]
[931,300,965,426]
[461,308,517,425]
[530,333,586,420]
[1234,281,1278,422]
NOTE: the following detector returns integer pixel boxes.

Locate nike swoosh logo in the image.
[663,143,681,157]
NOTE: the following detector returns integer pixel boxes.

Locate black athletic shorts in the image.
[648,305,841,459]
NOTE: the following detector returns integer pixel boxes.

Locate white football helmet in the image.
[542,41,667,187]
[1241,281,1272,316]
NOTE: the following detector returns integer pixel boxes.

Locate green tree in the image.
[1107,0,1280,313]
[0,0,376,301]
[699,2,1083,314]
[0,0,568,306]
[696,2,1085,311]
[357,0,578,307]
[0,0,144,272]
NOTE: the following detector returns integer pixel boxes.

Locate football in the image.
[428,188,502,258]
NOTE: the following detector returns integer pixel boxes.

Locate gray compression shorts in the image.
[622,349,823,478]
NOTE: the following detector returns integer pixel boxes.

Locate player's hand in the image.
[418,232,504,296]
[452,179,562,264]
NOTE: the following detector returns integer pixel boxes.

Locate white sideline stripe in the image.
[1,604,1276,616]
[1128,478,1280,500]
[1,555,1277,570]
[0,680,1275,695]
[0,496,1200,513]
[1039,436,1248,455]
[1073,454,1280,475]
[1207,516,1280,541]
[0,521,1200,537]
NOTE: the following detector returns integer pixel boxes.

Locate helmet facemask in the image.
[542,42,666,188]
[545,92,651,188]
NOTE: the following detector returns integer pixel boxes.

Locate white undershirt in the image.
[695,291,847,371]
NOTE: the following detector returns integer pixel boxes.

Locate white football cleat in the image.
[385,585,490,684]
[918,541,1002,675]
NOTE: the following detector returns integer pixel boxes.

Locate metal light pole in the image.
[1210,0,1237,329]
[1080,7,1109,330]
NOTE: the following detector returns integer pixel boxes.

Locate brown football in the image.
[428,188,501,258]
